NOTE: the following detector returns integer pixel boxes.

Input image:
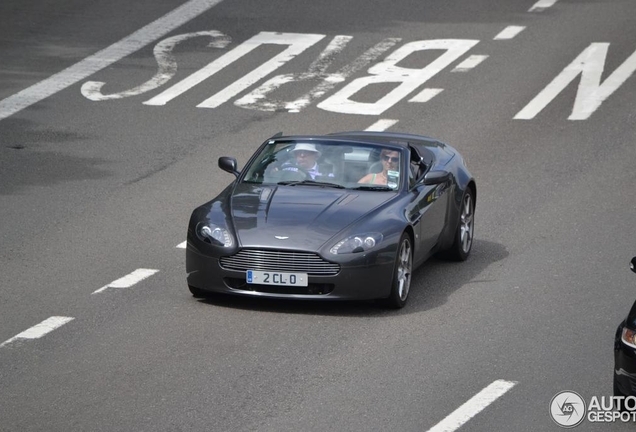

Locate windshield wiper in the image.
[277,180,345,189]
[351,185,394,191]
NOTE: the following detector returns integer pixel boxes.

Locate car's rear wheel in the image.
[188,284,207,298]
[446,188,474,261]
[383,233,413,309]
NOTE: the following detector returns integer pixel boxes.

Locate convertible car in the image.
[186,131,476,308]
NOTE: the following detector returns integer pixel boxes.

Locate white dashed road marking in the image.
[365,119,399,132]
[93,269,159,294]
[452,55,489,72]
[176,241,187,249]
[409,88,444,103]
[0,0,225,121]
[493,26,526,40]
[425,380,517,432]
[529,0,559,12]
[0,316,75,347]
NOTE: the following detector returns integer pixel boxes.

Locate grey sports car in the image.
[186,131,476,308]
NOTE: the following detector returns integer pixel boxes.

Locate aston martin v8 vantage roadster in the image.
[186,131,476,308]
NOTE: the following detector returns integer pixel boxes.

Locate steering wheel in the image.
[279,165,311,181]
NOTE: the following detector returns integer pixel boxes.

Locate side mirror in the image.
[631,257,636,273]
[423,170,450,185]
[218,156,239,177]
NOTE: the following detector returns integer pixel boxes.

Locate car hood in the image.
[230,183,394,250]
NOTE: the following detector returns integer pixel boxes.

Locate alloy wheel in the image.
[396,238,412,301]
[459,193,474,254]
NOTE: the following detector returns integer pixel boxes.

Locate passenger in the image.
[358,149,400,185]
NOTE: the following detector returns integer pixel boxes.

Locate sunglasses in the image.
[382,155,399,163]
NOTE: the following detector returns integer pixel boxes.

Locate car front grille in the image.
[219,249,340,276]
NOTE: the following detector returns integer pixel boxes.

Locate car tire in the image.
[383,233,413,309]
[445,188,475,261]
[188,284,207,298]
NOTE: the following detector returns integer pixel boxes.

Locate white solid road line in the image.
[176,241,187,249]
[0,316,75,347]
[529,0,559,12]
[426,380,517,432]
[493,26,526,40]
[93,268,159,294]
[0,0,225,121]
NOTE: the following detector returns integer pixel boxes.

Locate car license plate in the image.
[246,270,308,287]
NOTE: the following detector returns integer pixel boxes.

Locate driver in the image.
[281,143,334,180]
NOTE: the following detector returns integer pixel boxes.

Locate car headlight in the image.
[330,233,383,254]
[196,222,233,247]
[622,327,636,349]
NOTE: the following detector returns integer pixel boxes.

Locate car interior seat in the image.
[367,161,383,174]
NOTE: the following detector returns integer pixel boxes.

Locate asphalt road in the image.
[1,0,636,430]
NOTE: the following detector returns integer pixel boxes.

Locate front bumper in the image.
[186,243,396,301]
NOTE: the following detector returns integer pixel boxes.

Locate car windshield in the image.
[241,140,403,190]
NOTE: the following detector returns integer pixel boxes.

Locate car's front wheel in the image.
[383,233,413,309]
[446,188,474,261]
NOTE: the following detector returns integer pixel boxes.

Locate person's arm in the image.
[358,173,373,184]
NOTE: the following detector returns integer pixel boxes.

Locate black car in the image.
[614,257,636,401]
[186,131,476,308]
